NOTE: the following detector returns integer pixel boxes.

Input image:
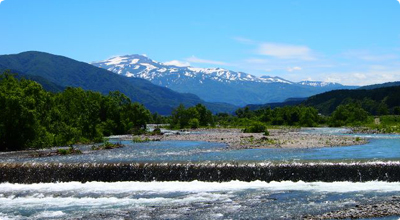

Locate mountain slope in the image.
[0,64,64,92]
[358,81,400,90]
[303,86,400,115]
[92,54,357,106]
[0,51,236,114]
[246,97,308,111]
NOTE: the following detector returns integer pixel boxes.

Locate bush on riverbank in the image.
[91,140,124,150]
[243,122,267,133]
[57,146,82,155]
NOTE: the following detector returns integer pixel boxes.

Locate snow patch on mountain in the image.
[298,81,340,87]
[92,54,339,88]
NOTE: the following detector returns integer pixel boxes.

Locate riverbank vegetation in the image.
[91,140,124,150]
[0,73,152,151]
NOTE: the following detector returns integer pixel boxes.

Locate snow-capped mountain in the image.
[92,55,355,106]
[298,81,342,87]
[92,54,294,85]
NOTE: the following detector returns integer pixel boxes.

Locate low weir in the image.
[1,161,400,183]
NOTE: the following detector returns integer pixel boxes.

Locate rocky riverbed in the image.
[303,196,400,219]
[128,128,367,149]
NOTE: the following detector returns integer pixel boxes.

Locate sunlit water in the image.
[1,128,400,163]
[1,128,400,219]
[1,181,400,219]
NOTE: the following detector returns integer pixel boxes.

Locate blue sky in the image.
[1,0,400,85]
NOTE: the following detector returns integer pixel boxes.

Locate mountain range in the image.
[92,54,357,106]
[0,51,237,114]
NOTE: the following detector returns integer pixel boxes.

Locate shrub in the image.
[57,146,82,155]
[92,141,124,150]
[243,122,267,133]
[132,137,151,143]
[188,118,200,129]
[152,128,162,135]
[129,127,147,135]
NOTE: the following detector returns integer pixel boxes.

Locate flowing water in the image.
[1,128,400,219]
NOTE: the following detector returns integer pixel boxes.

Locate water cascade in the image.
[1,161,400,183]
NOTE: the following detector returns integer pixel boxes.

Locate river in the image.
[0,128,400,219]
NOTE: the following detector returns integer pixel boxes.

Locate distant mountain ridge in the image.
[0,51,237,114]
[359,81,400,90]
[246,97,308,111]
[298,80,343,87]
[92,54,357,106]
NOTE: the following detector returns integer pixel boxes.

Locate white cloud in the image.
[186,56,228,66]
[163,60,190,67]
[287,66,302,72]
[258,43,315,60]
[397,0,400,4]
[0,0,5,4]
[322,69,400,86]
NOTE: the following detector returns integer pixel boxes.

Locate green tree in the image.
[393,107,400,115]
[300,107,318,127]
[0,72,153,151]
[0,73,51,150]
[329,104,369,126]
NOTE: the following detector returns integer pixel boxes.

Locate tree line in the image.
[0,73,152,151]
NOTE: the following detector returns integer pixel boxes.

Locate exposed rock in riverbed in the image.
[303,196,400,219]
[129,128,367,149]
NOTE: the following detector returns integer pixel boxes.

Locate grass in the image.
[132,136,151,143]
[57,146,82,155]
[358,115,400,133]
[240,136,277,146]
[91,141,124,150]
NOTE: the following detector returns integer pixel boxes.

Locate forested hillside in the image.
[304,86,400,115]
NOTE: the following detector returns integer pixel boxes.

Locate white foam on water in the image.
[1,181,400,194]
[34,211,65,218]
[0,212,20,220]
[0,192,228,212]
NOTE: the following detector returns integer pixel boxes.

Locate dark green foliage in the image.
[329,104,369,127]
[235,107,254,119]
[0,65,64,93]
[132,136,151,143]
[151,128,162,135]
[245,97,307,111]
[393,107,400,115]
[304,86,400,115]
[359,81,400,90]
[0,73,52,150]
[170,104,215,129]
[91,140,124,150]
[243,122,267,133]
[0,73,152,151]
[151,113,166,124]
[231,106,320,127]
[188,118,200,129]
[57,146,82,155]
